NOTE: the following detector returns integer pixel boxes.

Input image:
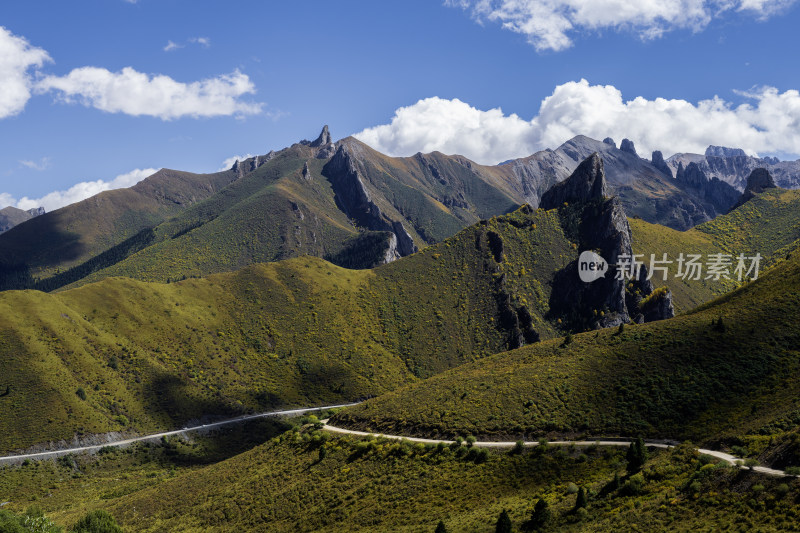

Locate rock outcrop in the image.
[323,144,418,258]
[651,150,672,178]
[675,162,740,218]
[730,168,777,211]
[540,153,608,210]
[603,137,616,148]
[309,125,332,148]
[620,138,637,156]
[545,154,674,330]
[705,145,747,158]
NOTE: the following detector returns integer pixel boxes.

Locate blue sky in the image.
[1,0,800,210]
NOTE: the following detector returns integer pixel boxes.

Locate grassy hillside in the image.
[4,426,797,532]
[332,239,800,446]
[629,187,800,313]
[0,206,577,453]
[0,168,238,285]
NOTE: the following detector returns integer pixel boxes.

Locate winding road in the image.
[322,422,790,478]
[0,402,790,478]
[0,403,359,465]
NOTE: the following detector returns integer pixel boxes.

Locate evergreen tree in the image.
[496,509,512,533]
[574,486,587,510]
[626,437,648,473]
[435,520,448,533]
[524,499,551,530]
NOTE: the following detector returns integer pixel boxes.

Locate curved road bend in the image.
[322,422,789,478]
[0,403,360,465]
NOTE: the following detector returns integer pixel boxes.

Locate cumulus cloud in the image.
[354,79,800,164]
[35,67,262,120]
[4,168,159,212]
[0,26,51,119]
[217,154,255,172]
[448,0,797,51]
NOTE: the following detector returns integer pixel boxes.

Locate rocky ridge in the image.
[543,154,674,329]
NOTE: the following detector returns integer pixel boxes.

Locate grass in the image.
[332,240,800,451]
[4,426,799,532]
[0,205,577,453]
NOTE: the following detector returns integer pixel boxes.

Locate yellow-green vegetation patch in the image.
[334,249,800,448]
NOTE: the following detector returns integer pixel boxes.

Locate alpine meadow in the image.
[4,2,800,532]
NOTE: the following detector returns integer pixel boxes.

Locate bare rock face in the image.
[539,153,608,210]
[544,154,674,330]
[323,144,417,257]
[705,145,747,158]
[309,125,332,148]
[620,138,637,157]
[651,150,672,178]
[730,168,777,211]
[602,137,616,148]
[675,162,740,217]
[302,161,311,181]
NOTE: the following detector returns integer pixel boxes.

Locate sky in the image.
[2,0,800,211]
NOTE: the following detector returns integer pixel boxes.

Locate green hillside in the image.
[0,168,238,287]
[331,240,800,447]
[6,426,796,533]
[0,205,577,453]
[629,187,800,313]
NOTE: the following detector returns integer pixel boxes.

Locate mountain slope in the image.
[0,206,44,234]
[331,236,800,445]
[0,168,239,288]
[0,132,747,292]
[0,199,584,453]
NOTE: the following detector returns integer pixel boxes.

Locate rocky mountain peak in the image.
[705,145,747,158]
[602,137,616,148]
[620,138,637,156]
[745,167,776,193]
[310,125,332,148]
[539,153,608,210]
[730,168,777,212]
[651,150,672,178]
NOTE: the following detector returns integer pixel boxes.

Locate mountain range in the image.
[3,128,800,532]
[3,128,793,294]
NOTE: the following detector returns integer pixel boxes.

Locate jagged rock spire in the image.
[651,150,672,178]
[310,125,332,147]
[620,138,637,156]
[539,153,608,210]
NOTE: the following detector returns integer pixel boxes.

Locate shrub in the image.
[75,387,87,401]
[71,510,122,533]
[465,436,477,447]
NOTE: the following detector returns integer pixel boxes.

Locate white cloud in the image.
[164,37,210,52]
[354,80,800,164]
[0,26,51,119]
[163,40,182,52]
[217,154,255,172]
[35,67,263,120]
[4,168,159,212]
[189,37,210,47]
[19,157,51,171]
[448,0,797,51]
